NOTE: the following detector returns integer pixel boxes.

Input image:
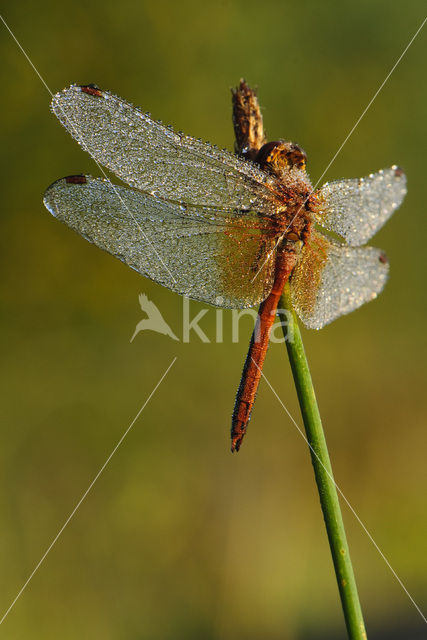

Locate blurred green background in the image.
[1,1,426,638]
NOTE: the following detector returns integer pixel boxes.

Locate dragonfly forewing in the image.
[315,166,407,246]
[51,85,285,215]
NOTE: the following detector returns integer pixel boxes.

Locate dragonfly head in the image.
[254,141,307,176]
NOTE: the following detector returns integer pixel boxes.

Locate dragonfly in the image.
[43,81,407,452]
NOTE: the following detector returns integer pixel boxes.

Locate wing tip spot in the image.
[79,84,103,97]
[65,174,88,185]
[392,165,405,178]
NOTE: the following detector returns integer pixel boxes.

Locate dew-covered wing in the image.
[315,167,406,246]
[290,230,389,329]
[43,175,277,308]
[50,85,283,214]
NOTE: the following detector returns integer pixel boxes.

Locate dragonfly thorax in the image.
[255,140,313,237]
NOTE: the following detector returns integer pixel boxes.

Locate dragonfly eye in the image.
[288,144,307,170]
[255,141,307,175]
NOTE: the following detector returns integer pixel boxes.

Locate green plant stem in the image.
[279,282,367,640]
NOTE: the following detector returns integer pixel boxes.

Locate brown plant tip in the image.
[232,79,266,159]
[393,166,405,178]
[65,175,87,184]
[80,84,103,97]
[379,252,388,264]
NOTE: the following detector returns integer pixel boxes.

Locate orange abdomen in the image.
[231,250,296,451]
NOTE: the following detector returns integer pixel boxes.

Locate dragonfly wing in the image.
[50,85,282,214]
[290,230,389,329]
[315,167,406,246]
[43,176,277,309]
